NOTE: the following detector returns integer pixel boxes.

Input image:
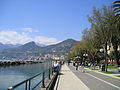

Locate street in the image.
[68,65,120,90]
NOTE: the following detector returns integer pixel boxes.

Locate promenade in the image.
[54,64,90,90]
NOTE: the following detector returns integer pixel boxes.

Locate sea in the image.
[0,60,53,90]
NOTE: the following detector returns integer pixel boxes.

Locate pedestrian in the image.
[53,60,58,72]
[68,61,70,66]
[56,61,61,74]
[75,62,78,70]
[62,61,65,65]
[53,61,61,74]
[73,62,75,66]
[82,63,85,73]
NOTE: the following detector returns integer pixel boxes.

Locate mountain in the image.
[0,39,78,59]
[0,43,21,52]
[36,43,46,47]
[0,41,40,59]
[14,41,40,52]
[40,39,77,54]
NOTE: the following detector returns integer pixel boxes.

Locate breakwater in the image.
[0,60,43,66]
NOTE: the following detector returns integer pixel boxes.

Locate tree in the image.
[82,28,100,64]
[88,6,112,71]
[88,5,120,68]
[112,1,120,66]
[67,4,120,69]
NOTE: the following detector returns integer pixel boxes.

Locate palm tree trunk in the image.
[113,43,120,67]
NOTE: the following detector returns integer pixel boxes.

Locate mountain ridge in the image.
[0,43,21,52]
[0,39,78,59]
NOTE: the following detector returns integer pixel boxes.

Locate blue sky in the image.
[0,0,115,45]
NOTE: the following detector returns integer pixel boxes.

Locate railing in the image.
[8,67,54,90]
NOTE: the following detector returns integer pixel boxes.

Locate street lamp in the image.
[83,54,88,57]
[83,54,88,61]
[100,48,104,53]
[100,48,108,72]
[83,53,88,65]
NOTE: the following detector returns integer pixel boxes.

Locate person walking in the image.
[75,62,79,70]
[81,63,85,73]
[53,60,61,75]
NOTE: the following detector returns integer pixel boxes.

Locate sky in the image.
[0,0,115,45]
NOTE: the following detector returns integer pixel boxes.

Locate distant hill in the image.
[0,39,78,59]
[0,43,21,52]
[40,39,77,54]
[0,41,40,59]
[13,41,40,52]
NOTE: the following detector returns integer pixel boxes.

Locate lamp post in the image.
[100,47,107,72]
[100,48,105,71]
[100,48,104,53]
[83,53,88,66]
[83,54,88,57]
[75,56,81,70]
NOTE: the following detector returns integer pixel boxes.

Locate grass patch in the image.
[107,65,119,69]
[86,67,99,70]
[116,75,120,77]
[101,71,119,74]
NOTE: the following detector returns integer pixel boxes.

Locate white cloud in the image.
[0,30,60,45]
[21,28,39,33]
[0,31,32,45]
[34,36,60,45]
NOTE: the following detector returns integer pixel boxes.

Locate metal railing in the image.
[8,67,54,90]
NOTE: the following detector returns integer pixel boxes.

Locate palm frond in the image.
[113,7,120,11]
[113,4,120,7]
[114,0,120,4]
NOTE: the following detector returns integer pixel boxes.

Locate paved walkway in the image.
[54,64,89,90]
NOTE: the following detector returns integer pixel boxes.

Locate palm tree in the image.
[112,0,120,67]
[113,0,120,15]
[113,0,120,23]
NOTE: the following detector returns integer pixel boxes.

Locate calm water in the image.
[0,60,52,90]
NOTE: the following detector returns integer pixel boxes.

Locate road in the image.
[68,65,120,90]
